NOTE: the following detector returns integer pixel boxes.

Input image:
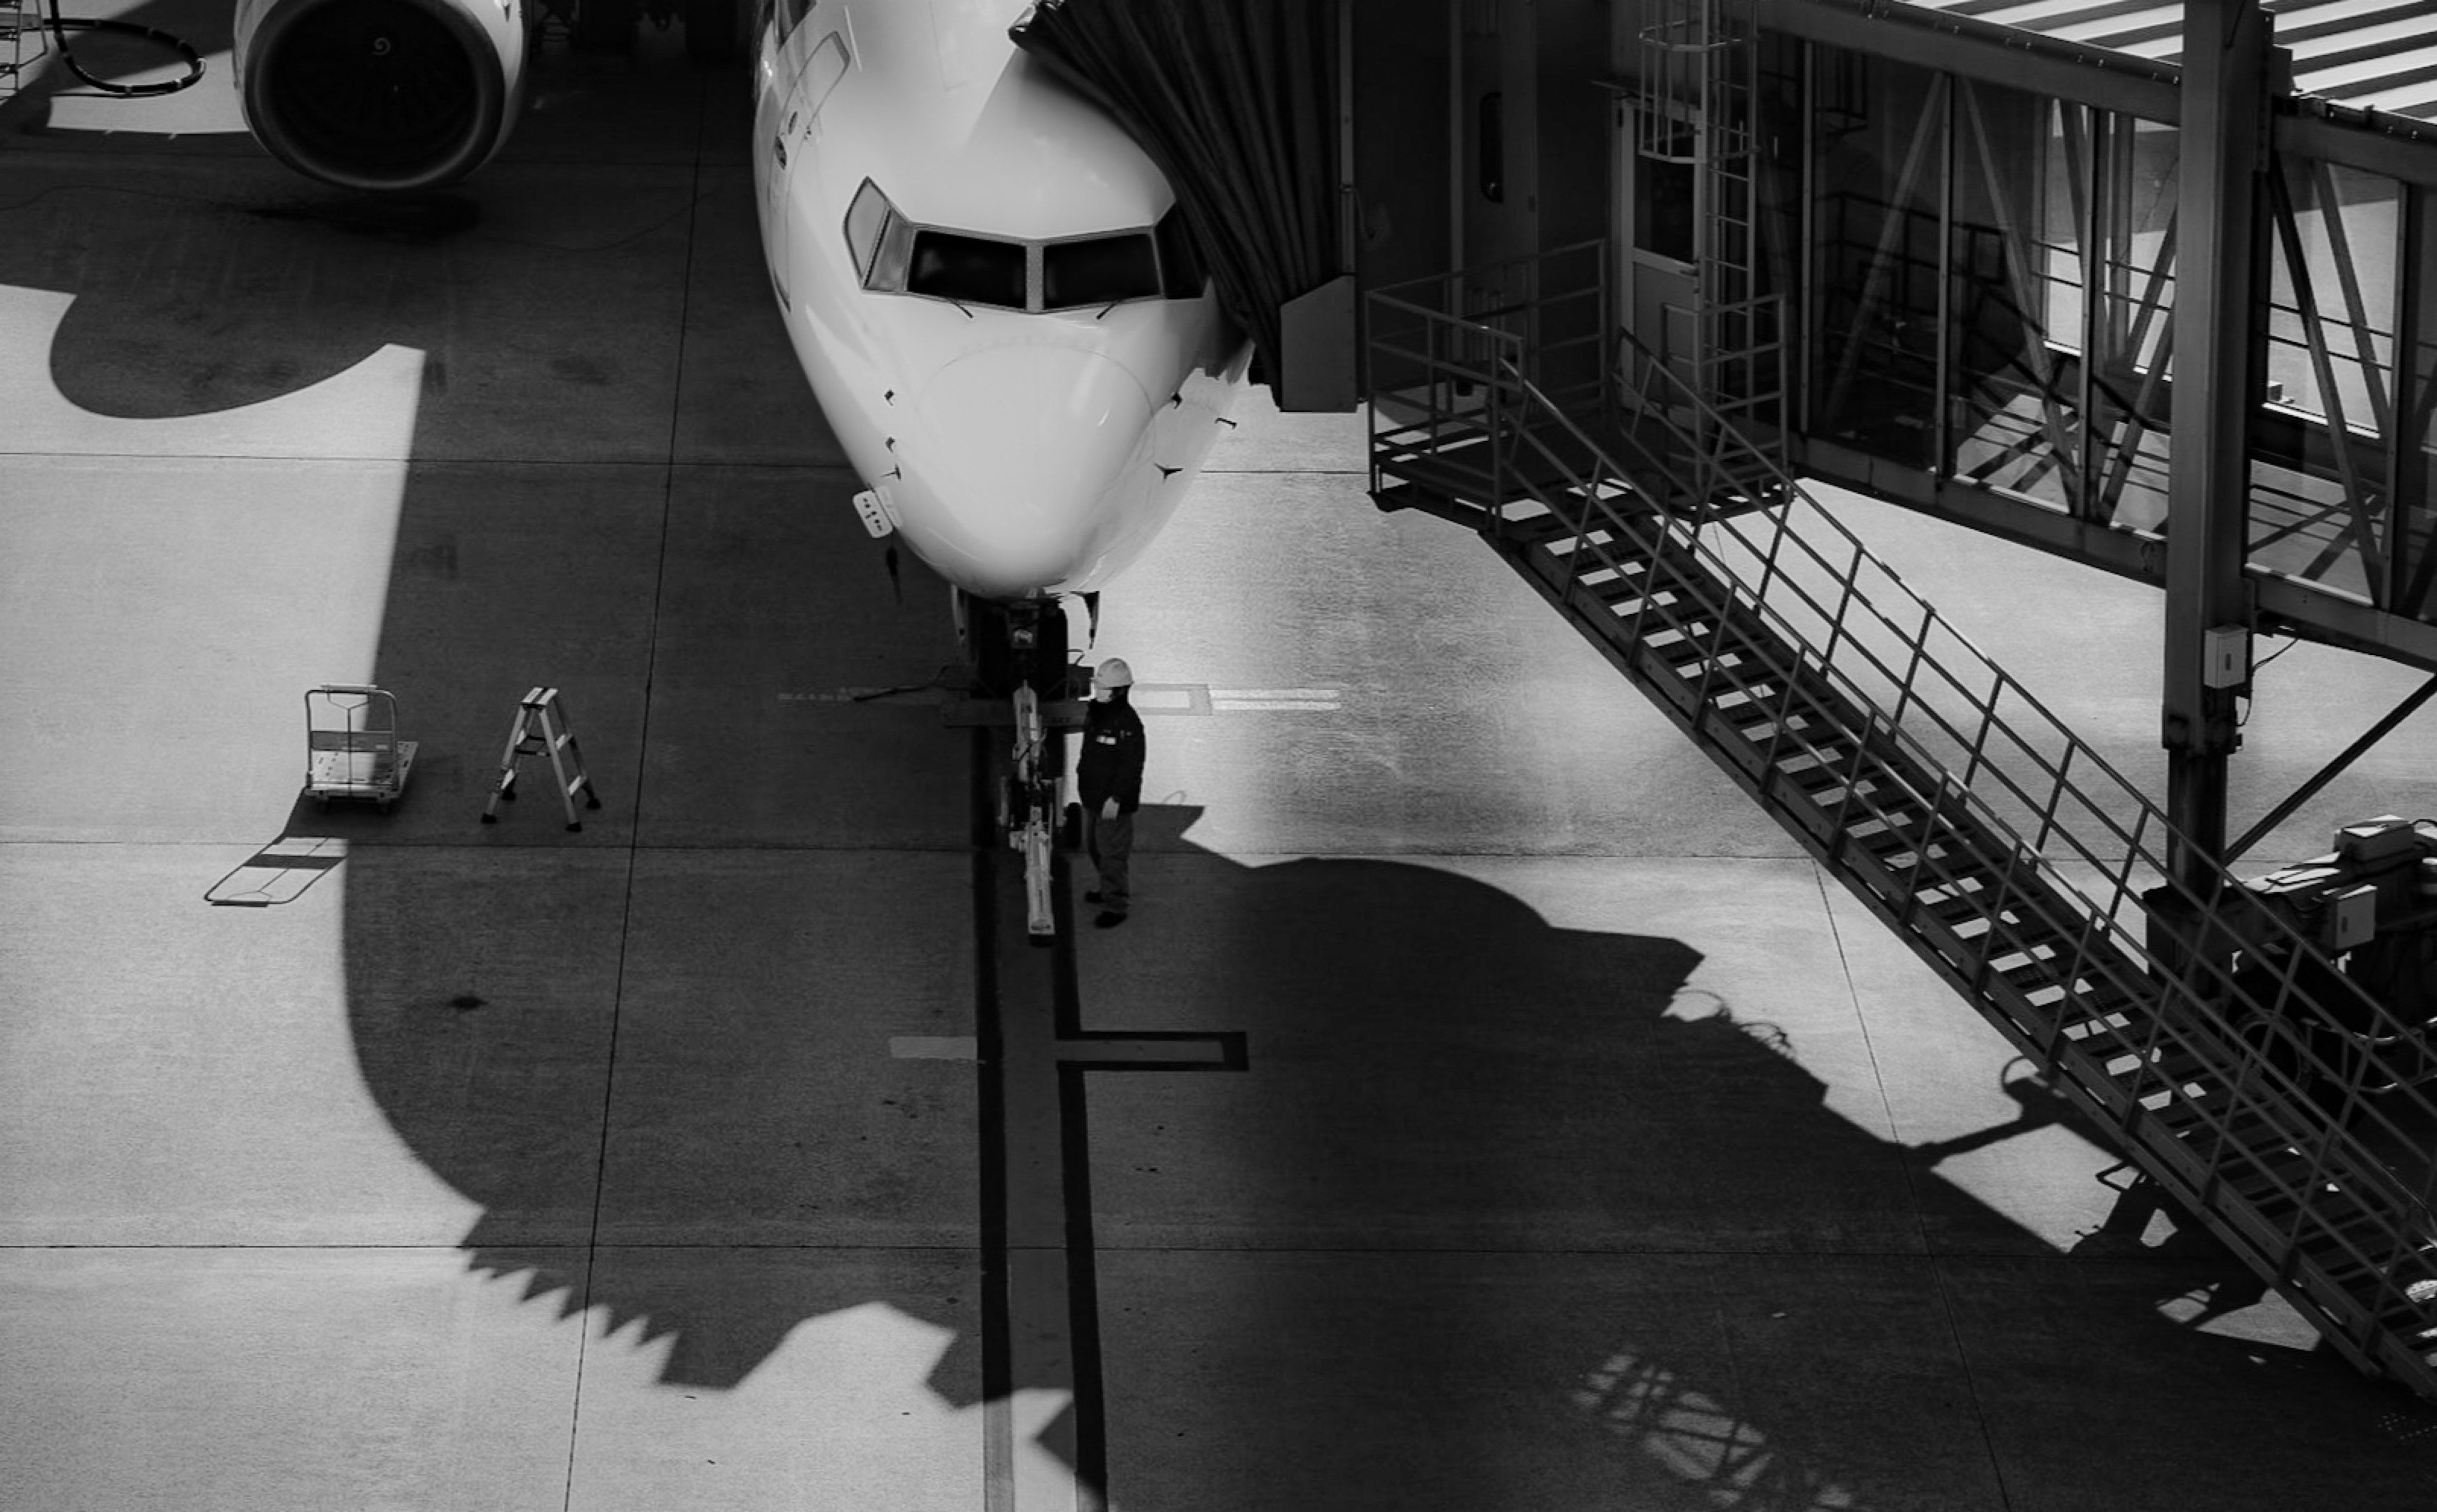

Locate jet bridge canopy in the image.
[1898,0,2437,128]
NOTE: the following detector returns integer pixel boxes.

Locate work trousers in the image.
[1085,806,1133,914]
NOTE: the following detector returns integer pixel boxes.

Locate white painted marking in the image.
[1212,700,1340,712]
[1210,688,1338,700]
[1128,687,1197,710]
[889,1035,978,1060]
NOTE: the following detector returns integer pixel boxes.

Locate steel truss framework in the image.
[1677,10,2437,672]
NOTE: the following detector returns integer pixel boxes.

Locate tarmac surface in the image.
[8,10,2437,1510]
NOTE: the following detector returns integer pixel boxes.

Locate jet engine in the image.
[233,0,527,193]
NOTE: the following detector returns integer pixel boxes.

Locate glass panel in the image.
[2085,114,2176,534]
[1808,50,1943,468]
[2250,156,2399,607]
[1041,234,1161,310]
[802,31,850,116]
[1478,91,1504,203]
[907,230,1028,309]
[2398,187,2437,620]
[1946,82,2084,514]
[1635,123,1698,265]
[1154,204,1204,299]
[843,178,890,284]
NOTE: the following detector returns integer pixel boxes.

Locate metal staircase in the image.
[1366,245,2437,1402]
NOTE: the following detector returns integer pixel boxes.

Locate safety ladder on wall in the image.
[1367,250,2437,1404]
[1635,0,1788,498]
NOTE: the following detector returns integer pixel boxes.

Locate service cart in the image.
[303,685,417,811]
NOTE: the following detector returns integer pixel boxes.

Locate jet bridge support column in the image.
[2162,0,2271,889]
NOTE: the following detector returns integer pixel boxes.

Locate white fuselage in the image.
[749,0,1248,601]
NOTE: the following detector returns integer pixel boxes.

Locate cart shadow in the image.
[202,789,428,907]
[202,825,348,907]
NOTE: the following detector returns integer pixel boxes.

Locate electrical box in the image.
[852,488,895,539]
[2327,883,2378,952]
[2202,626,2249,688]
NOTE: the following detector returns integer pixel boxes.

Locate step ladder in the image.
[1367,260,2437,1404]
[482,687,602,831]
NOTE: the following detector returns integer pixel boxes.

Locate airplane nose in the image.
[911,345,1154,595]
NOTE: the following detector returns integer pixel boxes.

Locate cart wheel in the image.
[585,792,602,810]
[481,812,498,824]
[377,799,392,813]
[565,821,583,833]
[314,796,328,812]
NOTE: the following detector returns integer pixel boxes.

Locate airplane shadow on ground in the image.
[25,103,2436,1509]
[340,805,2436,1509]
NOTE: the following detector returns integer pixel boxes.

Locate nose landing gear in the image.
[958,591,1085,941]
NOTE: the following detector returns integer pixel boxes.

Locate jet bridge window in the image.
[1042,233,1161,310]
[908,230,1028,310]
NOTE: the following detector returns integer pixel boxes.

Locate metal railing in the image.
[1366,251,2437,1383]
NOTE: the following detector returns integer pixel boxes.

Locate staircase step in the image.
[1370,476,1493,523]
[2294,1204,2416,1278]
[2054,1001,2151,1067]
[2221,1151,2332,1221]
[1529,526,1630,562]
[1499,509,1583,548]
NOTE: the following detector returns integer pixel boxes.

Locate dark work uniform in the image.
[1075,691,1146,916]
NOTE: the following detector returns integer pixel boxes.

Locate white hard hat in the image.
[1095,657,1134,689]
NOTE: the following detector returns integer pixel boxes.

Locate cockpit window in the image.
[1041,233,1162,310]
[842,181,1205,313]
[907,230,1028,310]
[1154,204,1205,299]
[802,31,850,115]
[844,178,892,283]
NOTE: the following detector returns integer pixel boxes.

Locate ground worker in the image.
[1076,656,1145,928]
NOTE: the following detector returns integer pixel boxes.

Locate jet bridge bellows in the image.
[1366,242,2437,1402]
[1010,0,1344,405]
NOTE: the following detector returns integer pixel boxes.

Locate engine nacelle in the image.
[234,0,527,193]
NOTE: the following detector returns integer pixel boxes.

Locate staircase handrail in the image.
[1506,368,2437,1367]
[1483,343,2437,1220]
